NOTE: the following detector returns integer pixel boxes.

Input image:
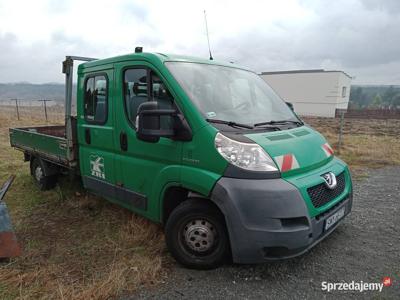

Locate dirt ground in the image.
[135,166,400,299]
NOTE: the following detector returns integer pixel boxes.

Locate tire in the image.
[30,158,57,191]
[165,199,230,270]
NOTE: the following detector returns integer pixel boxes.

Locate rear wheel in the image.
[30,158,57,191]
[165,199,230,269]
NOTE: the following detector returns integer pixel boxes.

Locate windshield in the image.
[166,62,299,126]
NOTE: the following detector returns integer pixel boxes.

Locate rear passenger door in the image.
[78,68,117,191]
[113,62,182,219]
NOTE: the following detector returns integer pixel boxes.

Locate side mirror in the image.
[286,102,294,111]
[136,101,192,143]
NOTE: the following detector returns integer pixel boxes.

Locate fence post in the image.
[337,112,344,154]
[38,99,49,122]
[13,99,20,120]
[30,99,33,120]
[44,99,48,122]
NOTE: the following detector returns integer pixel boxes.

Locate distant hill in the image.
[0,83,75,102]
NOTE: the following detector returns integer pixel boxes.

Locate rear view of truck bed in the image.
[9,125,76,168]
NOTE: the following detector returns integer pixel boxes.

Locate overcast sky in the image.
[0,0,399,84]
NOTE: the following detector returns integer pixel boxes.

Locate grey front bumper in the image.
[211,177,352,264]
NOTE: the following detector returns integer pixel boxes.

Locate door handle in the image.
[85,128,91,144]
[120,131,128,151]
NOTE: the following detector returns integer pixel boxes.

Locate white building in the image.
[260,69,352,117]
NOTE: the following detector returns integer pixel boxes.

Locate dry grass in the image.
[0,113,168,299]
[0,104,64,125]
[304,117,400,176]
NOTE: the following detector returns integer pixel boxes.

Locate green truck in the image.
[9,49,353,269]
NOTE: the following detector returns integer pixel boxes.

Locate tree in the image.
[371,94,383,108]
[350,86,365,107]
[382,86,397,106]
[391,94,400,108]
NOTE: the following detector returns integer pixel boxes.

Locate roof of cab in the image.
[79,52,251,72]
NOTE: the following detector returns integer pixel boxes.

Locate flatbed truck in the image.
[10,49,353,269]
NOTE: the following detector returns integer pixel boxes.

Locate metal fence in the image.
[303,115,400,154]
[335,108,400,119]
[0,99,65,123]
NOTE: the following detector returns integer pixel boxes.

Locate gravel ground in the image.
[135,167,399,299]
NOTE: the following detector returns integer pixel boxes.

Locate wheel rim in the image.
[35,165,44,182]
[182,219,217,253]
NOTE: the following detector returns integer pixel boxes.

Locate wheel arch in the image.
[157,165,223,224]
[160,183,227,228]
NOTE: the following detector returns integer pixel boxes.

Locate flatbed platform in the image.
[9,125,76,168]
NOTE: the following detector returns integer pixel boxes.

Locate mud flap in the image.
[0,176,21,258]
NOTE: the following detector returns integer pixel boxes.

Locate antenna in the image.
[204,10,213,60]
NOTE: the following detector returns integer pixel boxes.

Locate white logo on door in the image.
[90,155,105,179]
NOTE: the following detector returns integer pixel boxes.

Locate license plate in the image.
[325,207,345,231]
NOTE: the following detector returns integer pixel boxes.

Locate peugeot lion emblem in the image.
[322,172,337,190]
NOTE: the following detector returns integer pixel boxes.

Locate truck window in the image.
[84,75,108,124]
[124,69,174,130]
[124,69,148,123]
[151,73,174,130]
[229,78,252,108]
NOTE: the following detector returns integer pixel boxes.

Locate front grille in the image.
[307,172,346,208]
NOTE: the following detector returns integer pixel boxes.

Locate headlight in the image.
[214,132,278,172]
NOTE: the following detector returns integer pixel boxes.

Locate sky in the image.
[0,0,399,84]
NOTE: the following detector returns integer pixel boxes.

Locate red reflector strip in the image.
[274,154,299,172]
[281,154,293,172]
[322,143,334,156]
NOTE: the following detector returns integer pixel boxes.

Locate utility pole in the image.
[13,99,20,120]
[30,99,33,119]
[38,99,51,122]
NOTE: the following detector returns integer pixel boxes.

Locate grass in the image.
[0,111,399,299]
[0,114,168,299]
[304,117,400,176]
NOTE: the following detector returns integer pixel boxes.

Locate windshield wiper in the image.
[254,120,303,127]
[206,118,253,129]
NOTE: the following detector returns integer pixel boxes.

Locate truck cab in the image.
[10,51,353,269]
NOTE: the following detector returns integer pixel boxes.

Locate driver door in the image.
[113,61,182,219]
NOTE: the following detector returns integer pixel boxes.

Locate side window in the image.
[84,75,107,123]
[124,68,148,123]
[123,68,175,130]
[151,73,174,130]
[151,73,174,109]
[84,78,94,118]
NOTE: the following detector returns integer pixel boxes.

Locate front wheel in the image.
[165,199,230,269]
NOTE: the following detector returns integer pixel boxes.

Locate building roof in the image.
[260,69,352,79]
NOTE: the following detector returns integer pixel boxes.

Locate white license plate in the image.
[325,207,345,231]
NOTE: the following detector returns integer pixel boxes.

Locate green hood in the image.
[245,126,333,177]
